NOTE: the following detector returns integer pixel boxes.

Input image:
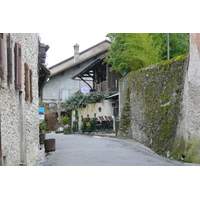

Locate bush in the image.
[45,112,58,131]
[39,121,47,131]
[62,116,71,125]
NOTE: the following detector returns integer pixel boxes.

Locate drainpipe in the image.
[0,111,2,166]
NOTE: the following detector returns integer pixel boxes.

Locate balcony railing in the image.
[96,81,107,93]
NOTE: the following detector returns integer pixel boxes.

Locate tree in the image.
[149,33,189,61]
[105,33,189,74]
[105,33,160,74]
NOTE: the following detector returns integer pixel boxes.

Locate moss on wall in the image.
[119,54,189,157]
[173,136,200,163]
[119,87,132,138]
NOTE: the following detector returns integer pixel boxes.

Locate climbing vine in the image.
[65,91,105,111]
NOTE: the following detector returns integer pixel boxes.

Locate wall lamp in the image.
[98,107,102,112]
[112,103,116,107]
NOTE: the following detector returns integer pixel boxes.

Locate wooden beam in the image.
[79,76,93,90]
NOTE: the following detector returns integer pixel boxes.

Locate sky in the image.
[39,32,109,67]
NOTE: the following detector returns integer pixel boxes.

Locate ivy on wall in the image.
[65,91,105,111]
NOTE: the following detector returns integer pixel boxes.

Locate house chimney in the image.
[73,43,79,63]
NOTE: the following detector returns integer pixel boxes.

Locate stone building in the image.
[0,33,44,166]
[42,40,111,103]
[42,40,112,130]
[42,40,121,132]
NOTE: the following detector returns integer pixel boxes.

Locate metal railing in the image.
[80,117,113,133]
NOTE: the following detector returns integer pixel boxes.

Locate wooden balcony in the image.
[96,81,107,93]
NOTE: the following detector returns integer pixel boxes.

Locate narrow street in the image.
[37,132,198,166]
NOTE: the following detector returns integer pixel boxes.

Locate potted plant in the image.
[39,121,47,144]
[63,124,71,134]
[86,121,92,132]
[62,116,71,134]
[81,118,87,133]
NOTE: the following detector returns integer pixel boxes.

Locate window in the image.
[14,43,22,90]
[62,90,69,101]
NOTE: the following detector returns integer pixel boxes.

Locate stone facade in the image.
[0,33,40,165]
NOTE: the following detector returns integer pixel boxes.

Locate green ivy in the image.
[39,121,47,130]
[65,91,105,111]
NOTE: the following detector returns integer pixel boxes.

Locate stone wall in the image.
[0,33,40,165]
[119,54,189,160]
[119,34,200,163]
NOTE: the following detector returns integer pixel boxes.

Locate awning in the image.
[106,93,119,99]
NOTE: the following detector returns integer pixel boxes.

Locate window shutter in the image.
[24,63,29,101]
[29,69,33,102]
[7,34,12,84]
[14,43,18,89]
[14,43,22,90]
[0,37,4,80]
[17,44,22,90]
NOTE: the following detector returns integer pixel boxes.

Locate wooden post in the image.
[106,63,109,93]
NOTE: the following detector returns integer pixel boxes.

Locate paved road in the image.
[38,133,199,166]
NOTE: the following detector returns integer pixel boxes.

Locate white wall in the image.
[177,33,200,140]
[43,66,90,103]
[71,100,117,131]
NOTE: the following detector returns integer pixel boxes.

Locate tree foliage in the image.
[150,33,189,61]
[61,116,71,125]
[105,33,189,74]
[105,33,160,74]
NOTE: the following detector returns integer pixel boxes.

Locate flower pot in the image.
[44,138,56,152]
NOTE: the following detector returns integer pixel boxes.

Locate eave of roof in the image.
[71,54,106,79]
[40,63,51,75]
[49,39,110,70]
[49,50,108,78]
[49,42,111,78]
